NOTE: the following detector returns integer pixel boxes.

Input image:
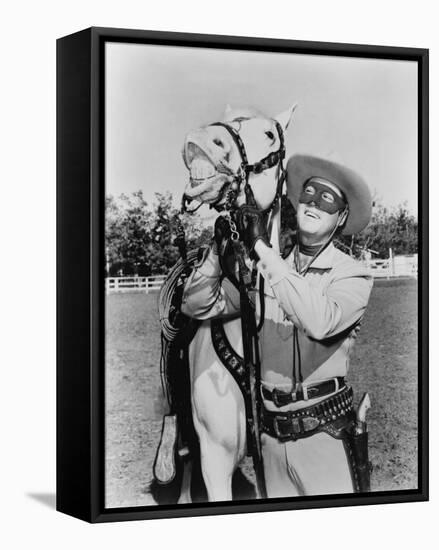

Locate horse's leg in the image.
[196,429,236,501]
[193,394,246,501]
[189,322,246,502]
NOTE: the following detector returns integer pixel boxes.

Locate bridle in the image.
[182,116,287,214]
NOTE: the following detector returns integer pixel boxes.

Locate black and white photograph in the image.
[103,39,421,508]
[3,0,438,544]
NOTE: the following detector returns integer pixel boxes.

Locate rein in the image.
[232,237,267,498]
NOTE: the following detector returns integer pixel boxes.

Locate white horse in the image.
[177,104,296,502]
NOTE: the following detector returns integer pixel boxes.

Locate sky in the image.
[105,42,418,216]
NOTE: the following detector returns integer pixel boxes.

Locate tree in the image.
[105,191,212,276]
[105,191,154,275]
[146,192,180,274]
[337,201,418,258]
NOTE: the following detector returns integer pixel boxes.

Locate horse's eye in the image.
[213,138,223,147]
[265,131,275,141]
[304,185,315,195]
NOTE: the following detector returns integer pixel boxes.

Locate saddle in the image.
[153,242,258,486]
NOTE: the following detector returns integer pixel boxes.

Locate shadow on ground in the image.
[27,493,56,509]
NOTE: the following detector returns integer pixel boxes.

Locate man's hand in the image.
[237,186,270,256]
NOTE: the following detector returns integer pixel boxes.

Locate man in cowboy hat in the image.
[182,154,373,497]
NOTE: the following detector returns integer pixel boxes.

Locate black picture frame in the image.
[56,26,429,523]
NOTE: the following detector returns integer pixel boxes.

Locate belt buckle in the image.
[271,388,291,408]
[301,415,320,432]
[305,385,319,399]
[273,415,300,441]
[273,414,320,442]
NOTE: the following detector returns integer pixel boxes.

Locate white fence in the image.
[106,275,166,294]
[106,255,417,293]
[366,255,418,279]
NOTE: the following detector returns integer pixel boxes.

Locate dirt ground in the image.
[105,278,418,508]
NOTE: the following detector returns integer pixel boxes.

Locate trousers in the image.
[261,431,354,497]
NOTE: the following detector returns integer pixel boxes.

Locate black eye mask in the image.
[299,180,346,215]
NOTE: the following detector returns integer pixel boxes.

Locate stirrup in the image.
[153,414,179,485]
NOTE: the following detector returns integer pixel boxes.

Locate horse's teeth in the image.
[190,158,215,179]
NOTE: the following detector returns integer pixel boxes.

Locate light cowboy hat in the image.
[286,154,372,235]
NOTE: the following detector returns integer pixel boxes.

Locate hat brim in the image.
[286,154,372,235]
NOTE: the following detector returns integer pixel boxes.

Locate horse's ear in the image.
[274,104,298,131]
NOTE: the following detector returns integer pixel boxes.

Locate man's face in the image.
[297,179,347,241]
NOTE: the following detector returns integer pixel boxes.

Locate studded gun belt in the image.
[261,386,354,442]
[262,377,346,406]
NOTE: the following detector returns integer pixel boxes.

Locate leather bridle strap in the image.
[245,120,286,176]
[232,238,267,499]
[209,119,286,188]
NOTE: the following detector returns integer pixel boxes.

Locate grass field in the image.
[105,278,418,508]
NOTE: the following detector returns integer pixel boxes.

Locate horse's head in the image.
[182,105,297,212]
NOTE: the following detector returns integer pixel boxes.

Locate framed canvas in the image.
[56,26,428,523]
